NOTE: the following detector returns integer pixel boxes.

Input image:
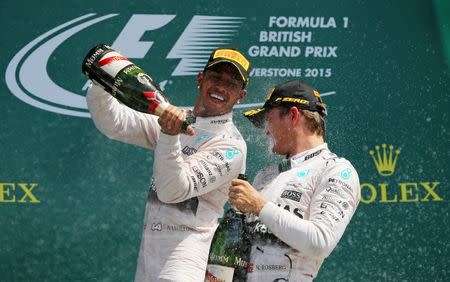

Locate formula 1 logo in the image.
[5,14,245,117]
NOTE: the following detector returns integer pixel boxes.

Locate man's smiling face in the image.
[194,63,246,117]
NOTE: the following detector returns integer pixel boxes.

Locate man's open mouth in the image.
[210,93,225,102]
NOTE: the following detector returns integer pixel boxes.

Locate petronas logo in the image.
[369,144,401,177]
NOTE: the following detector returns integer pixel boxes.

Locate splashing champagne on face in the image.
[264,121,276,155]
[81,44,192,129]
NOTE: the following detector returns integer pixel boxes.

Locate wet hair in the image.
[278,105,327,137]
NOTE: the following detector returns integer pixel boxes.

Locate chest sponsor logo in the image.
[192,165,207,188]
[280,190,302,202]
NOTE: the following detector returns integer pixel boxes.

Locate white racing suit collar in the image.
[278,143,329,172]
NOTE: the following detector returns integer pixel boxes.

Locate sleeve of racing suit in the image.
[258,161,360,258]
[153,133,246,203]
[86,83,160,149]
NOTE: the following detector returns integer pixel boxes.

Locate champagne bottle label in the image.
[96,51,133,78]
[206,265,234,282]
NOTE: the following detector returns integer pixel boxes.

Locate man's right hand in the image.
[158,105,195,136]
[229,179,268,215]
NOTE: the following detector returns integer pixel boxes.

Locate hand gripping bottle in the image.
[82,44,194,129]
[205,174,251,282]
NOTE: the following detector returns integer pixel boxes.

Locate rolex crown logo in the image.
[369,144,400,176]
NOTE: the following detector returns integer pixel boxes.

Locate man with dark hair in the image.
[229,80,360,281]
[86,48,251,281]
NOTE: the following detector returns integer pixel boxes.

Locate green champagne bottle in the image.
[205,174,251,282]
[82,44,194,128]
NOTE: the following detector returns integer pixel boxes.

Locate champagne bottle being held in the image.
[205,174,251,282]
[82,44,193,129]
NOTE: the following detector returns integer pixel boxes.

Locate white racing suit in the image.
[246,143,360,281]
[86,85,247,281]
